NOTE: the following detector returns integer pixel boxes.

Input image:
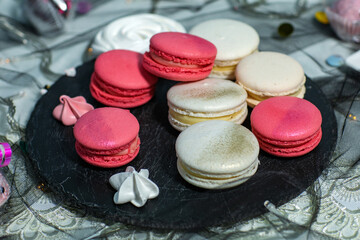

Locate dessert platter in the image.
[26,59,337,229]
[26,15,337,230]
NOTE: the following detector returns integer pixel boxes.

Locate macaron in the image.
[235,51,306,108]
[142,32,217,81]
[190,19,259,80]
[91,13,186,56]
[167,78,248,131]
[176,120,260,189]
[90,50,158,108]
[250,96,322,157]
[74,107,140,168]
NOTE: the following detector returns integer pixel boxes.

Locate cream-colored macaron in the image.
[189,19,259,79]
[167,78,248,131]
[176,120,260,189]
[235,51,306,108]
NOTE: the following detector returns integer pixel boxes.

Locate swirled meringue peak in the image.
[91,13,186,55]
[109,166,159,207]
[52,95,94,126]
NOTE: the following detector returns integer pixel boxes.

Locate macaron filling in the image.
[75,136,140,165]
[253,128,322,157]
[212,50,258,72]
[143,52,214,74]
[149,46,215,67]
[90,74,155,106]
[178,157,259,181]
[150,52,202,69]
[177,153,259,189]
[92,73,155,96]
[76,136,140,156]
[246,85,306,102]
[168,106,247,125]
[212,65,238,72]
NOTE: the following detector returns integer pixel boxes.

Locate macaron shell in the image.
[73,107,139,150]
[236,52,305,95]
[149,32,217,61]
[176,120,259,175]
[189,19,259,62]
[94,50,158,90]
[250,96,322,142]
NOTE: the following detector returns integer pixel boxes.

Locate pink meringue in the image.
[52,95,94,126]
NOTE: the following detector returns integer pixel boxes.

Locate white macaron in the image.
[167,78,248,131]
[176,120,260,189]
[235,51,306,108]
[190,18,259,79]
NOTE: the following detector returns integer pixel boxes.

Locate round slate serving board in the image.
[26,60,337,230]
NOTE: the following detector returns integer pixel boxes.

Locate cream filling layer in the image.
[168,102,247,118]
[212,64,237,73]
[169,108,246,125]
[247,85,306,102]
[239,76,306,97]
[214,49,258,67]
[116,136,139,156]
[177,158,259,189]
[150,52,201,69]
[179,158,259,180]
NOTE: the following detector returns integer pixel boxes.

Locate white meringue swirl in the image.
[91,13,186,55]
[109,166,159,207]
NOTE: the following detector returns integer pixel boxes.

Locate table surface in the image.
[1,0,360,239]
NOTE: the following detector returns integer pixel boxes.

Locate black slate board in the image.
[26,60,337,230]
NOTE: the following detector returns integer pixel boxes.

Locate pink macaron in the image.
[90,50,158,108]
[250,96,322,157]
[142,32,217,81]
[73,107,140,168]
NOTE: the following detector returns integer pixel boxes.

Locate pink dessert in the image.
[73,107,140,168]
[250,96,322,157]
[52,95,94,126]
[143,32,217,81]
[90,50,158,108]
[326,0,360,42]
[0,172,10,207]
[332,0,360,20]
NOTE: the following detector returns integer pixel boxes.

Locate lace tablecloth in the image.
[0,0,359,239]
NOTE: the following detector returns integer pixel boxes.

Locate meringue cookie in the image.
[91,13,186,55]
[109,166,159,207]
[52,95,94,126]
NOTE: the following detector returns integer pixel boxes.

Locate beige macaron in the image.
[167,78,248,131]
[235,51,306,108]
[189,19,259,80]
[176,120,260,189]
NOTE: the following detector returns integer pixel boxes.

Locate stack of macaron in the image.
[52,15,323,193]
